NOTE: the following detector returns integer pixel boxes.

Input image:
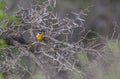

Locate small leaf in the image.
[78,50,89,66]
[8,14,17,22]
[1,23,7,30]
[33,73,45,79]
[0,0,8,9]
[0,72,5,79]
[71,71,82,79]
[0,51,5,60]
[107,40,119,53]
[0,10,5,21]
[0,1,5,9]
[0,39,7,50]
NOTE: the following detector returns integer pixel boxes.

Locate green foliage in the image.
[8,14,17,22]
[0,10,5,21]
[0,0,8,10]
[0,39,6,60]
[0,0,7,30]
[20,56,30,69]
[0,49,5,60]
[0,0,6,18]
[85,39,120,79]
[8,14,20,25]
[71,50,89,79]
[71,71,82,79]
[0,23,7,30]
[0,39,7,50]
[0,72,5,79]
[0,0,19,31]
[20,56,36,73]
[78,0,92,9]
[102,62,120,79]
[102,45,120,79]
[78,50,89,67]
[33,73,45,79]
[10,47,20,55]
[107,40,119,53]
[0,1,5,9]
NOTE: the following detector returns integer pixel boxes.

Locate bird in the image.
[36,33,43,41]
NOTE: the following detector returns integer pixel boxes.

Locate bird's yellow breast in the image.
[36,33,43,41]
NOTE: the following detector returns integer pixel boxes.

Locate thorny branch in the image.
[0,0,104,78]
